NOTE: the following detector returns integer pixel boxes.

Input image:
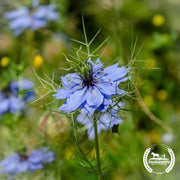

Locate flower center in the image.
[81,67,96,88]
[19,154,29,161]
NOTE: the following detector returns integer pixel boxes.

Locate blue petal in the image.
[4,7,29,19]
[116,76,130,84]
[102,65,130,82]
[24,91,35,101]
[0,92,4,99]
[110,67,130,82]
[79,103,88,114]
[76,113,91,125]
[44,151,55,163]
[53,88,72,99]
[29,163,43,171]
[93,58,103,71]
[32,0,39,8]
[87,124,95,140]
[104,97,112,105]
[84,103,96,115]
[85,86,103,108]
[116,88,128,95]
[96,82,115,95]
[14,28,24,36]
[9,16,31,30]
[0,98,9,116]
[9,96,25,114]
[31,18,47,29]
[103,63,119,74]
[58,88,86,113]
[86,58,94,66]
[99,113,111,126]
[34,5,58,20]
[53,84,82,100]
[97,122,108,133]
[17,161,29,173]
[87,58,103,71]
[0,154,19,174]
[61,73,81,88]
[112,102,125,112]
[28,152,43,164]
[10,78,34,93]
[45,5,59,20]
[97,103,108,112]
[111,117,123,127]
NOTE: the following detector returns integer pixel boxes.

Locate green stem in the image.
[94,119,103,180]
[71,116,98,176]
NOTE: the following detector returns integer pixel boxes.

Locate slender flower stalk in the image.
[94,117,102,180]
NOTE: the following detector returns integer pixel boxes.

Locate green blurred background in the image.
[0,0,179,179]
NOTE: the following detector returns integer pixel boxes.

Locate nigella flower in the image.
[77,102,124,140]
[0,78,35,116]
[0,147,55,178]
[10,78,35,101]
[4,0,58,35]
[53,58,130,115]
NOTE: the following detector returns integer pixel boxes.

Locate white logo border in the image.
[143,144,175,174]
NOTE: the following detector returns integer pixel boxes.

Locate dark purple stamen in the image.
[81,68,97,88]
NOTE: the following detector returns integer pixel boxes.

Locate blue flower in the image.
[4,0,58,35]
[0,147,55,178]
[53,58,130,115]
[10,78,35,101]
[0,78,35,116]
[8,96,26,114]
[10,78,34,93]
[77,102,124,140]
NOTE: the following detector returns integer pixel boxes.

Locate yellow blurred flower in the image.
[144,95,153,107]
[152,14,165,26]
[33,55,44,69]
[156,90,168,101]
[0,56,10,67]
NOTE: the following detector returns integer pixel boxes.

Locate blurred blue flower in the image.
[53,58,130,115]
[77,102,124,140]
[10,78,35,101]
[8,96,26,114]
[0,147,55,178]
[0,78,35,116]
[4,0,58,35]
[10,78,34,93]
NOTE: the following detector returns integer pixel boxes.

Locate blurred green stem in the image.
[112,0,123,59]
[94,119,102,180]
[25,30,35,62]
